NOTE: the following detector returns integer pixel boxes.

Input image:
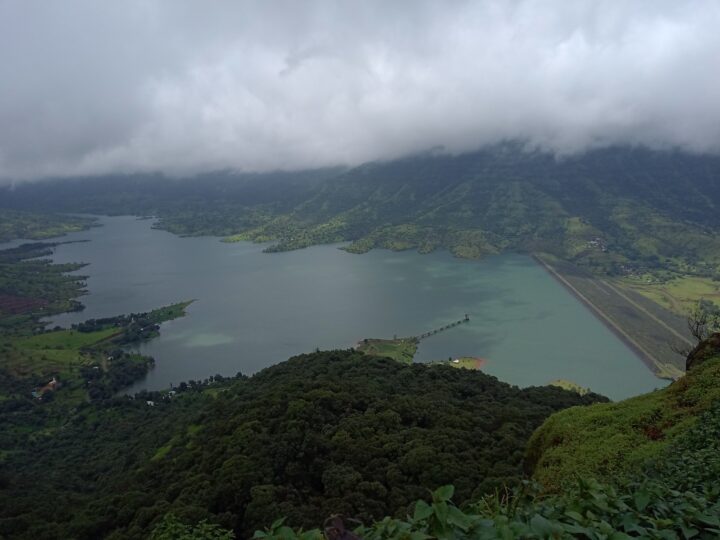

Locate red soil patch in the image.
[471,357,488,369]
[0,294,48,315]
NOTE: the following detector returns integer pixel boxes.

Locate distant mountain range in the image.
[3,145,720,277]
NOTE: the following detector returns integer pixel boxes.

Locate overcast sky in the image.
[1,0,719,181]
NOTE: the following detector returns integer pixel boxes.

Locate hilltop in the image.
[253,341,720,539]
[5,342,719,539]
[0,350,604,539]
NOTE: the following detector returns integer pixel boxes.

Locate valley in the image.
[27,215,663,400]
[4,4,720,537]
[1,148,719,539]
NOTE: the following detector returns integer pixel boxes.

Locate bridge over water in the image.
[416,314,469,341]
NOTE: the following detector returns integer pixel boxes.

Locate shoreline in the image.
[532,253,676,381]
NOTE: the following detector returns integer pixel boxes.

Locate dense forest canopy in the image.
[0,350,604,539]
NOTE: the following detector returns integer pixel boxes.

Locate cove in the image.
[43,215,664,400]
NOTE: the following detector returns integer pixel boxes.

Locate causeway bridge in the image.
[416,314,470,341]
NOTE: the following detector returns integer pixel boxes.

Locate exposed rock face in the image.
[686,333,720,371]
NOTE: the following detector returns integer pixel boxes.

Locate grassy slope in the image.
[0,301,192,404]
[15,327,118,350]
[526,356,720,491]
[548,379,591,395]
[4,148,720,283]
[356,338,418,364]
[223,147,720,281]
[3,328,118,380]
[620,275,720,313]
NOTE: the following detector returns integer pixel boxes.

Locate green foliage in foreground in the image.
[253,479,720,540]
[252,397,720,540]
[0,351,603,539]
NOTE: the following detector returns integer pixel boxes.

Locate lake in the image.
[39,215,663,399]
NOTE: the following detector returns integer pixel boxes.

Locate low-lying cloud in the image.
[1,0,720,181]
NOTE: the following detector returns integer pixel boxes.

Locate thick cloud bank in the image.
[1,0,720,181]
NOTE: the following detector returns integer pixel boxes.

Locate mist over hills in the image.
[3,2,720,180]
[2,146,720,538]
[4,145,720,278]
[3,2,720,538]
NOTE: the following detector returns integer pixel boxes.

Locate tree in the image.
[671,299,720,358]
[689,299,720,341]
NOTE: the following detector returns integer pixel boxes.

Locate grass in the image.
[1,327,117,379]
[9,350,84,374]
[548,379,591,395]
[152,443,173,461]
[620,275,720,315]
[526,357,720,492]
[0,302,193,405]
[147,300,194,324]
[440,357,487,370]
[536,253,691,378]
[15,327,118,350]
[357,337,418,364]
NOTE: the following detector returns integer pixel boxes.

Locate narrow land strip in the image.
[533,254,685,380]
[603,280,693,347]
[357,316,470,364]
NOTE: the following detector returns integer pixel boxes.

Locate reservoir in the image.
[42,216,663,399]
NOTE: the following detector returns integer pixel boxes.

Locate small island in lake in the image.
[357,315,472,365]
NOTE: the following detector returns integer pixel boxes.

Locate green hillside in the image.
[2,148,720,538]
[228,147,720,280]
[3,147,720,282]
[0,351,603,539]
[6,344,719,539]
[0,210,95,243]
[254,344,720,540]
[527,355,720,491]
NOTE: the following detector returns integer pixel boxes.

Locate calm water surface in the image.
[41,216,663,399]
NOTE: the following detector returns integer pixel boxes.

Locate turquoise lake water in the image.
[36,215,664,399]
